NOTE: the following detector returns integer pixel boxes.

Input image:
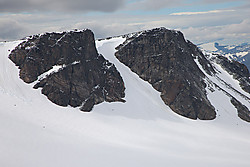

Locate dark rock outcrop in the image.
[231,97,250,122]
[212,55,250,93]
[115,28,216,120]
[9,29,125,111]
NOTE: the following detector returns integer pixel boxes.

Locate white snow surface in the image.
[236,51,248,58]
[199,42,218,51]
[0,38,250,167]
[224,52,249,61]
[226,45,236,50]
[194,57,249,116]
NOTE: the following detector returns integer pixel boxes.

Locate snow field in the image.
[0,39,250,167]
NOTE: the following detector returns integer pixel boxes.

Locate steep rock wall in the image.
[9,29,125,111]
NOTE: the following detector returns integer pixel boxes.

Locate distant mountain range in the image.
[199,42,250,70]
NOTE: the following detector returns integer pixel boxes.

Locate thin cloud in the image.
[181,20,250,44]
[127,0,183,11]
[170,9,235,16]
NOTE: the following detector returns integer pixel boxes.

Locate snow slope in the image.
[0,38,250,167]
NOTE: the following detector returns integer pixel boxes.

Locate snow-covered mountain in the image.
[199,42,250,70]
[0,28,250,167]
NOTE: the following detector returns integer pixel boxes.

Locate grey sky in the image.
[0,0,249,44]
[0,0,125,12]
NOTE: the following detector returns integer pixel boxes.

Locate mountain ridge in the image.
[1,28,250,167]
[115,28,216,120]
[6,27,250,122]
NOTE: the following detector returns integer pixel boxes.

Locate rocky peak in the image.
[115,28,217,120]
[10,30,98,83]
[9,29,125,111]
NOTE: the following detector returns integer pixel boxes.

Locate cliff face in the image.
[9,29,125,111]
[115,28,216,120]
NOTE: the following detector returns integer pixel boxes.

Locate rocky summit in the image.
[115,28,249,120]
[9,29,125,111]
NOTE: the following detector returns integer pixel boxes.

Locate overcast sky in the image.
[0,0,249,44]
